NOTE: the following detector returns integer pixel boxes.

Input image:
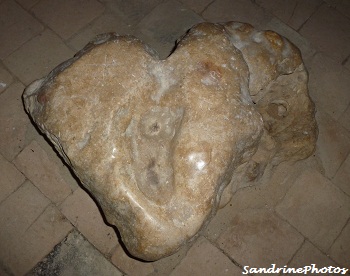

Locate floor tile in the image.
[217,208,303,267]
[32,0,105,39]
[28,230,123,276]
[345,54,350,65]
[0,0,349,273]
[0,202,72,275]
[325,0,350,20]
[3,29,74,85]
[67,12,132,51]
[276,169,350,252]
[287,240,338,272]
[0,266,10,276]
[315,111,350,178]
[111,245,154,276]
[300,3,350,64]
[339,103,350,133]
[134,0,203,59]
[25,204,73,248]
[178,0,213,14]
[151,244,189,276]
[101,0,165,26]
[0,184,51,275]
[11,205,73,275]
[329,221,350,268]
[14,140,72,204]
[345,56,350,71]
[0,63,13,94]
[204,197,239,242]
[256,0,322,30]
[0,0,43,59]
[204,160,318,241]
[308,53,350,120]
[202,0,269,27]
[24,123,81,192]
[0,180,50,237]
[0,153,25,203]
[15,0,40,10]
[170,236,242,275]
[59,188,119,255]
[0,82,31,161]
[332,153,350,196]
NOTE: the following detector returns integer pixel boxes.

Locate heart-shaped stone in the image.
[23,22,317,260]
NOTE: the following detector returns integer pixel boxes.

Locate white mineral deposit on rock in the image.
[23,22,317,261]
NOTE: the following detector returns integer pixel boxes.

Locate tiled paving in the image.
[0,0,349,275]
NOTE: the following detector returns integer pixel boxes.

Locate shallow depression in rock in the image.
[22,21,317,261]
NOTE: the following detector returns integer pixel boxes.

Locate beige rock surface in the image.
[23,22,317,260]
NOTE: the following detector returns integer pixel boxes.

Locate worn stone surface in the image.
[0,153,25,203]
[3,29,74,86]
[0,63,13,94]
[59,188,119,255]
[222,22,317,192]
[256,0,322,31]
[134,0,203,59]
[170,236,242,275]
[276,169,350,252]
[202,0,268,27]
[216,208,304,268]
[101,0,166,26]
[329,221,350,268]
[28,230,123,276]
[67,13,132,51]
[23,22,317,260]
[31,0,105,40]
[111,244,155,276]
[288,240,338,271]
[0,82,31,161]
[178,0,213,14]
[0,0,43,59]
[315,111,350,178]
[308,53,350,120]
[0,181,72,275]
[203,158,321,242]
[150,244,189,275]
[14,140,72,204]
[299,3,350,64]
[333,152,350,196]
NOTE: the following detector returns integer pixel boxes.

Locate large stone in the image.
[23,22,317,260]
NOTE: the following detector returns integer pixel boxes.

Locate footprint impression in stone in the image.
[23,22,317,261]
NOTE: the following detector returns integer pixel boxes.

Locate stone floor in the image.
[0,0,350,275]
